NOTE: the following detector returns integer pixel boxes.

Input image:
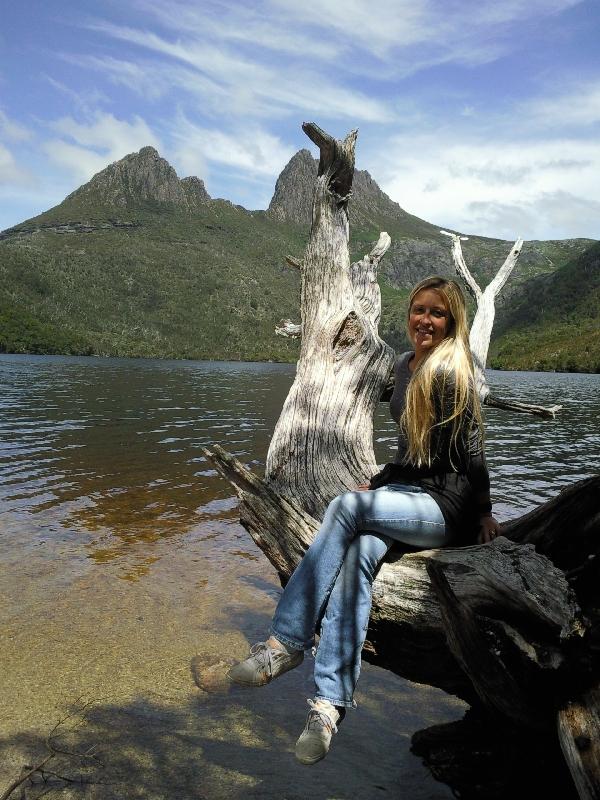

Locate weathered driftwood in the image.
[204,123,599,798]
[558,685,600,800]
[441,229,561,419]
[274,319,301,338]
[263,122,394,519]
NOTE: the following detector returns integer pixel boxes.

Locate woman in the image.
[229,276,501,765]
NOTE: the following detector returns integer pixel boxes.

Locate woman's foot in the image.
[295,699,345,765]
[228,638,304,686]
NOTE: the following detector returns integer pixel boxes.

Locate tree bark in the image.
[264,123,394,519]
[558,685,600,800]
[203,440,599,715]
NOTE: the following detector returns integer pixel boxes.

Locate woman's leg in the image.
[230,490,373,687]
[312,483,450,709]
[313,531,392,708]
[270,491,376,651]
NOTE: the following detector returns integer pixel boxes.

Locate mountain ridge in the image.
[0,145,597,370]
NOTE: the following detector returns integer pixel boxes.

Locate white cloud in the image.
[0,111,33,142]
[171,117,294,179]
[85,19,394,121]
[41,140,109,184]
[137,0,342,60]
[372,134,600,240]
[43,75,110,114]
[79,0,589,130]
[43,112,161,182]
[269,0,584,67]
[468,192,600,240]
[523,80,600,128]
[50,112,159,153]
[57,56,168,103]
[0,142,33,186]
[270,0,432,51]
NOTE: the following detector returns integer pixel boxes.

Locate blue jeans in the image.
[270,483,450,708]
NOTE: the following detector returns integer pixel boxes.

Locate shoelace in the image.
[249,641,275,678]
[305,699,338,734]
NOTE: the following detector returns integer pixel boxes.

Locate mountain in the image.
[489,241,600,372]
[0,146,597,369]
[64,145,210,210]
[0,147,306,360]
[268,149,595,300]
[268,149,439,237]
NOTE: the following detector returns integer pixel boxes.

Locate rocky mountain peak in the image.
[268,149,318,224]
[65,146,211,210]
[180,175,210,206]
[267,148,421,230]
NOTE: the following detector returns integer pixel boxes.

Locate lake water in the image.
[1,354,598,799]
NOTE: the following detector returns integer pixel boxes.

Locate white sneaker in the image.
[295,699,345,765]
[228,641,303,686]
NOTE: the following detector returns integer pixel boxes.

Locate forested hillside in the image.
[0,146,596,370]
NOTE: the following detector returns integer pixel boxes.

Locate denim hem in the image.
[269,627,310,652]
[315,694,357,710]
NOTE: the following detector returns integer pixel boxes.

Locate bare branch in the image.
[0,699,105,800]
[285,255,302,269]
[347,233,391,324]
[557,685,600,800]
[368,231,391,264]
[440,230,481,302]
[488,238,523,297]
[0,755,54,800]
[442,231,561,417]
[484,394,562,419]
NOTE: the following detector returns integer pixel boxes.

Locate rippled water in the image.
[0,353,597,799]
[2,355,597,549]
[0,355,294,579]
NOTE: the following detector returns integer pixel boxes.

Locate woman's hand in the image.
[478,515,502,544]
[354,483,371,492]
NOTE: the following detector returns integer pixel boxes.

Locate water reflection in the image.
[1,354,598,579]
[0,355,290,573]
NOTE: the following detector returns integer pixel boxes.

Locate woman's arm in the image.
[467,450,501,542]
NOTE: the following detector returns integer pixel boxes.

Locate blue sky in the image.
[1,0,599,240]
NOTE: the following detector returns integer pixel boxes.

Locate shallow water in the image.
[0,354,597,799]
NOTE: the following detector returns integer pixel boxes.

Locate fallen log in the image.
[204,123,599,797]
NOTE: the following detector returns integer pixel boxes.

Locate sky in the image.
[1,0,599,240]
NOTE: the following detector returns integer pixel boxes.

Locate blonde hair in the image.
[400,276,482,468]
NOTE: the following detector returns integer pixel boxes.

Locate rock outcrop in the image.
[65,146,210,210]
[268,149,439,238]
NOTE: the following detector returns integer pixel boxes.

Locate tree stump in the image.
[204,123,600,798]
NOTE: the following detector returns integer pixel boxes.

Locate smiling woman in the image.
[228,273,500,764]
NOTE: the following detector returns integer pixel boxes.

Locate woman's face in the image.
[408,288,451,352]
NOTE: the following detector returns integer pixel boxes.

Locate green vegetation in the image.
[0,203,307,362]
[0,305,92,355]
[489,242,600,372]
[0,147,597,371]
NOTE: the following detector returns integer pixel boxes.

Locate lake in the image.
[1,354,597,799]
